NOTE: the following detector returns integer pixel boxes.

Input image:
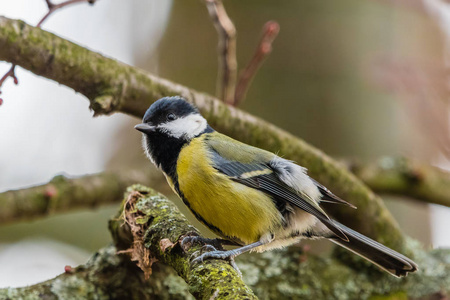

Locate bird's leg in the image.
[191,240,265,276]
[180,231,238,251]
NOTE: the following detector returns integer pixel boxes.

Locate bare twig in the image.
[0,64,18,105]
[0,0,97,102]
[205,0,237,105]
[38,0,97,27]
[234,21,279,106]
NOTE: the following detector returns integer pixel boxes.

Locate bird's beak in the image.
[134,123,156,134]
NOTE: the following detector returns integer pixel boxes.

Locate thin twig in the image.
[0,0,97,102]
[234,21,279,106]
[205,0,237,105]
[0,64,18,104]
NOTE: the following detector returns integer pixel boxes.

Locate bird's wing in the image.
[205,133,348,241]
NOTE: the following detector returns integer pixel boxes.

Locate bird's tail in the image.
[328,221,418,277]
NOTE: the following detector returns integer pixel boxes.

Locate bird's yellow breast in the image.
[176,135,282,244]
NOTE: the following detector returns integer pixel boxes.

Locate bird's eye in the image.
[167,113,177,121]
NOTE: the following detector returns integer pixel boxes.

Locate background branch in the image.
[234,21,280,106]
[0,171,148,224]
[0,16,411,252]
[349,157,450,207]
[205,0,237,105]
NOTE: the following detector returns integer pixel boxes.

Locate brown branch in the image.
[37,0,97,27]
[0,16,410,252]
[0,64,17,104]
[205,0,237,105]
[234,21,280,106]
[0,171,149,224]
[349,156,450,208]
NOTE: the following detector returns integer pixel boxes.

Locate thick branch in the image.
[0,171,148,224]
[2,185,449,299]
[109,185,450,300]
[110,185,257,299]
[0,16,405,251]
[350,157,450,207]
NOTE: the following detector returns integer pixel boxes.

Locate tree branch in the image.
[0,245,194,299]
[110,185,257,299]
[111,185,450,300]
[0,16,407,252]
[349,157,450,207]
[0,171,148,224]
[234,21,280,106]
[2,185,449,299]
[205,0,237,105]
[0,0,96,103]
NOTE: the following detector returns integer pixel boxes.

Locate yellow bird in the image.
[135,96,417,277]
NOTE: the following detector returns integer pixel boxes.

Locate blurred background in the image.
[0,0,449,287]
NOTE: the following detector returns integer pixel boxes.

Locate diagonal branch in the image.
[0,16,408,252]
[234,21,279,106]
[0,0,96,103]
[205,0,237,105]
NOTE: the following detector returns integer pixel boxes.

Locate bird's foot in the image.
[180,231,226,251]
[191,249,242,277]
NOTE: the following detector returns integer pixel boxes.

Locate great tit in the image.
[135,96,418,277]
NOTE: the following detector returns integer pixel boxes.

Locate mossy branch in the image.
[349,157,450,208]
[110,185,450,300]
[1,185,449,299]
[0,16,408,252]
[0,246,195,300]
[110,185,257,299]
[0,171,148,224]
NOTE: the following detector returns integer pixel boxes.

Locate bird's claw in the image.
[180,232,225,251]
[191,249,242,277]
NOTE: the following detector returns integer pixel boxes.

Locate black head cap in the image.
[143,96,199,125]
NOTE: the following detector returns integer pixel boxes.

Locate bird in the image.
[134,96,418,277]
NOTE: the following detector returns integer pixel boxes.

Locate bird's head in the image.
[135,96,211,170]
[135,96,208,140]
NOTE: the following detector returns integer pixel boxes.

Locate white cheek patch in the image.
[270,156,322,202]
[158,113,207,139]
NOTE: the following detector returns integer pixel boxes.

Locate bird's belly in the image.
[176,159,282,245]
